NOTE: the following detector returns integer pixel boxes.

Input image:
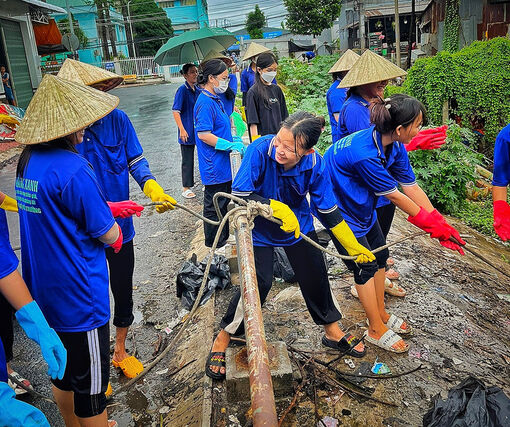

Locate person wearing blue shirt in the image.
[327,75,348,143]
[325,94,465,354]
[194,59,245,248]
[58,58,177,382]
[205,112,375,380]
[0,191,67,426]
[14,74,130,426]
[173,63,200,199]
[492,123,510,241]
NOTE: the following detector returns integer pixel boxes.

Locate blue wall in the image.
[162,0,208,32]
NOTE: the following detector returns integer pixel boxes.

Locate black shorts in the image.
[51,322,110,418]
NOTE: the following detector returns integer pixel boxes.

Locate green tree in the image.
[284,0,342,36]
[443,0,460,52]
[58,16,89,49]
[129,0,173,56]
[246,5,266,40]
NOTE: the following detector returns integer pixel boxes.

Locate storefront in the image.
[0,0,64,108]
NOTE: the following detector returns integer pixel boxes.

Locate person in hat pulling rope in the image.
[326,49,359,144]
[240,42,275,106]
[206,112,374,380]
[0,190,67,426]
[14,74,142,426]
[173,63,200,200]
[324,94,465,353]
[337,50,448,298]
[492,123,510,241]
[58,59,176,381]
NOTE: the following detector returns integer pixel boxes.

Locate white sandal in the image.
[350,280,406,299]
[8,371,33,395]
[364,329,409,353]
[366,314,412,335]
[182,189,196,199]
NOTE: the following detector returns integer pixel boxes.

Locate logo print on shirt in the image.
[15,177,41,214]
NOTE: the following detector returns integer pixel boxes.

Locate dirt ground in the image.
[210,210,510,427]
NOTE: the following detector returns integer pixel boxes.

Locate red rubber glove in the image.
[493,200,510,241]
[408,208,466,255]
[107,201,144,218]
[108,224,123,254]
[405,125,447,152]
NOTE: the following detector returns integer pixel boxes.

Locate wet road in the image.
[1,82,201,426]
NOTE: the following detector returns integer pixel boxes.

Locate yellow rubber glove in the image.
[251,134,261,143]
[240,106,247,122]
[331,221,375,263]
[0,194,18,212]
[269,199,300,239]
[143,179,176,213]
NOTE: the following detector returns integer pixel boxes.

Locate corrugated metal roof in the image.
[365,0,432,18]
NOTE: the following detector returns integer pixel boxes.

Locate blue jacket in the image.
[172,81,200,145]
[326,80,347,143]
[493,124,510,187]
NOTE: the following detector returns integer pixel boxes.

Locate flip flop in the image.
[321,334,366,358]
[384,278,406,297]
[105,382,113,398]
[182,189,196,199]
[363,329,409,353]
[8,371,32,395]
[205,351,226,380]
[386,258,395,268]
[366,314,412,335]
[112,355,144,379]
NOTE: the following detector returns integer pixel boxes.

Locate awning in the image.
[33,19,66,55]
[288,40,315,53]
[365,0,432,18]
[21,0,66,13]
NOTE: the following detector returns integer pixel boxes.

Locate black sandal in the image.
[322,334,366,358]
[205,351,226,380]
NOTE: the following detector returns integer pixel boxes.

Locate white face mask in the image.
[261,71,277,83]
[213,78,229,94]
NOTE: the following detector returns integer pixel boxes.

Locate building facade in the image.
[156,0,208,34]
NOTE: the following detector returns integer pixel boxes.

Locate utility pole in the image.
[65,0,74,35]
[127,0,136,58]
[359,1,365,50]
[394,0,401,67]
[406,0,416,69]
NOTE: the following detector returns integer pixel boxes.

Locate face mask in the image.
[261,71,277,83]
[213,78,229,94]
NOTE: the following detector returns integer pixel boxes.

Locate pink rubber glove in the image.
[405,125,447,152]
[493,200,510,241]
[108,224,123,254]
[107,201,144,218]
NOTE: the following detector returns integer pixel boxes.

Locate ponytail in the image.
[370,94,427,134]
[197,59,227,86]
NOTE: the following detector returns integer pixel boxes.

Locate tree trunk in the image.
[121,2,134,57]
[104,3,118,57]
[406,0,415,69]
[96,0,110,60]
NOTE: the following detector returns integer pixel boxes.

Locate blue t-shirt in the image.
[337,93,370,140]
[172,81,200,145]
[77,108,154,243]
[194,89,233,185]
[0,209,18,280]
[240,67,276,93]
[232,135,339,247]
[492,123,510,187]
[218,73,238,117]
[326,80,347,143]
[16,148,115,333]
[324,126,416,237]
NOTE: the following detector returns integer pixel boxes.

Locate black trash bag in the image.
[273,247,296,283]
[176,253,231,310]
[423,376,510,427]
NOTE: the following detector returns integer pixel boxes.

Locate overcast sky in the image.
[207,0,288,30]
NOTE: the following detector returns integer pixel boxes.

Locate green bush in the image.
[408,122,483,213]
[384,85,407,98]
[404,38,510,144]
[453,199,495,237]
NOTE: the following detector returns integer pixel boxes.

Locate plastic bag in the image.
[423,376,510,427]
[273,247,296,283]
[231,111,247,137]
[176,253,231,310]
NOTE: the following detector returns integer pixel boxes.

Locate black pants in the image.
[331,221,389,285]
[180,144,195,188]
[0,294,14,363]
[203,181,231,248]
[220,231,342,335]
[376,202,396,238]
[105,240,135,328]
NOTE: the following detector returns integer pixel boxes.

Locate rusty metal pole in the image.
[233,212,278,426]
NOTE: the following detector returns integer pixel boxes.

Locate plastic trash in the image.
[318,416,338,427]
[273,247,296,283]
[371,359,391,374]
[176,253,231,310]
[423,376,510,427]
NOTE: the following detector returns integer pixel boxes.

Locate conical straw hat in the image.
[338,49,406,88]
[15,74,119,145]
[201,50,233,66]
[242,42,270,62]
[328,49,360,73]
[57,58,124,92]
